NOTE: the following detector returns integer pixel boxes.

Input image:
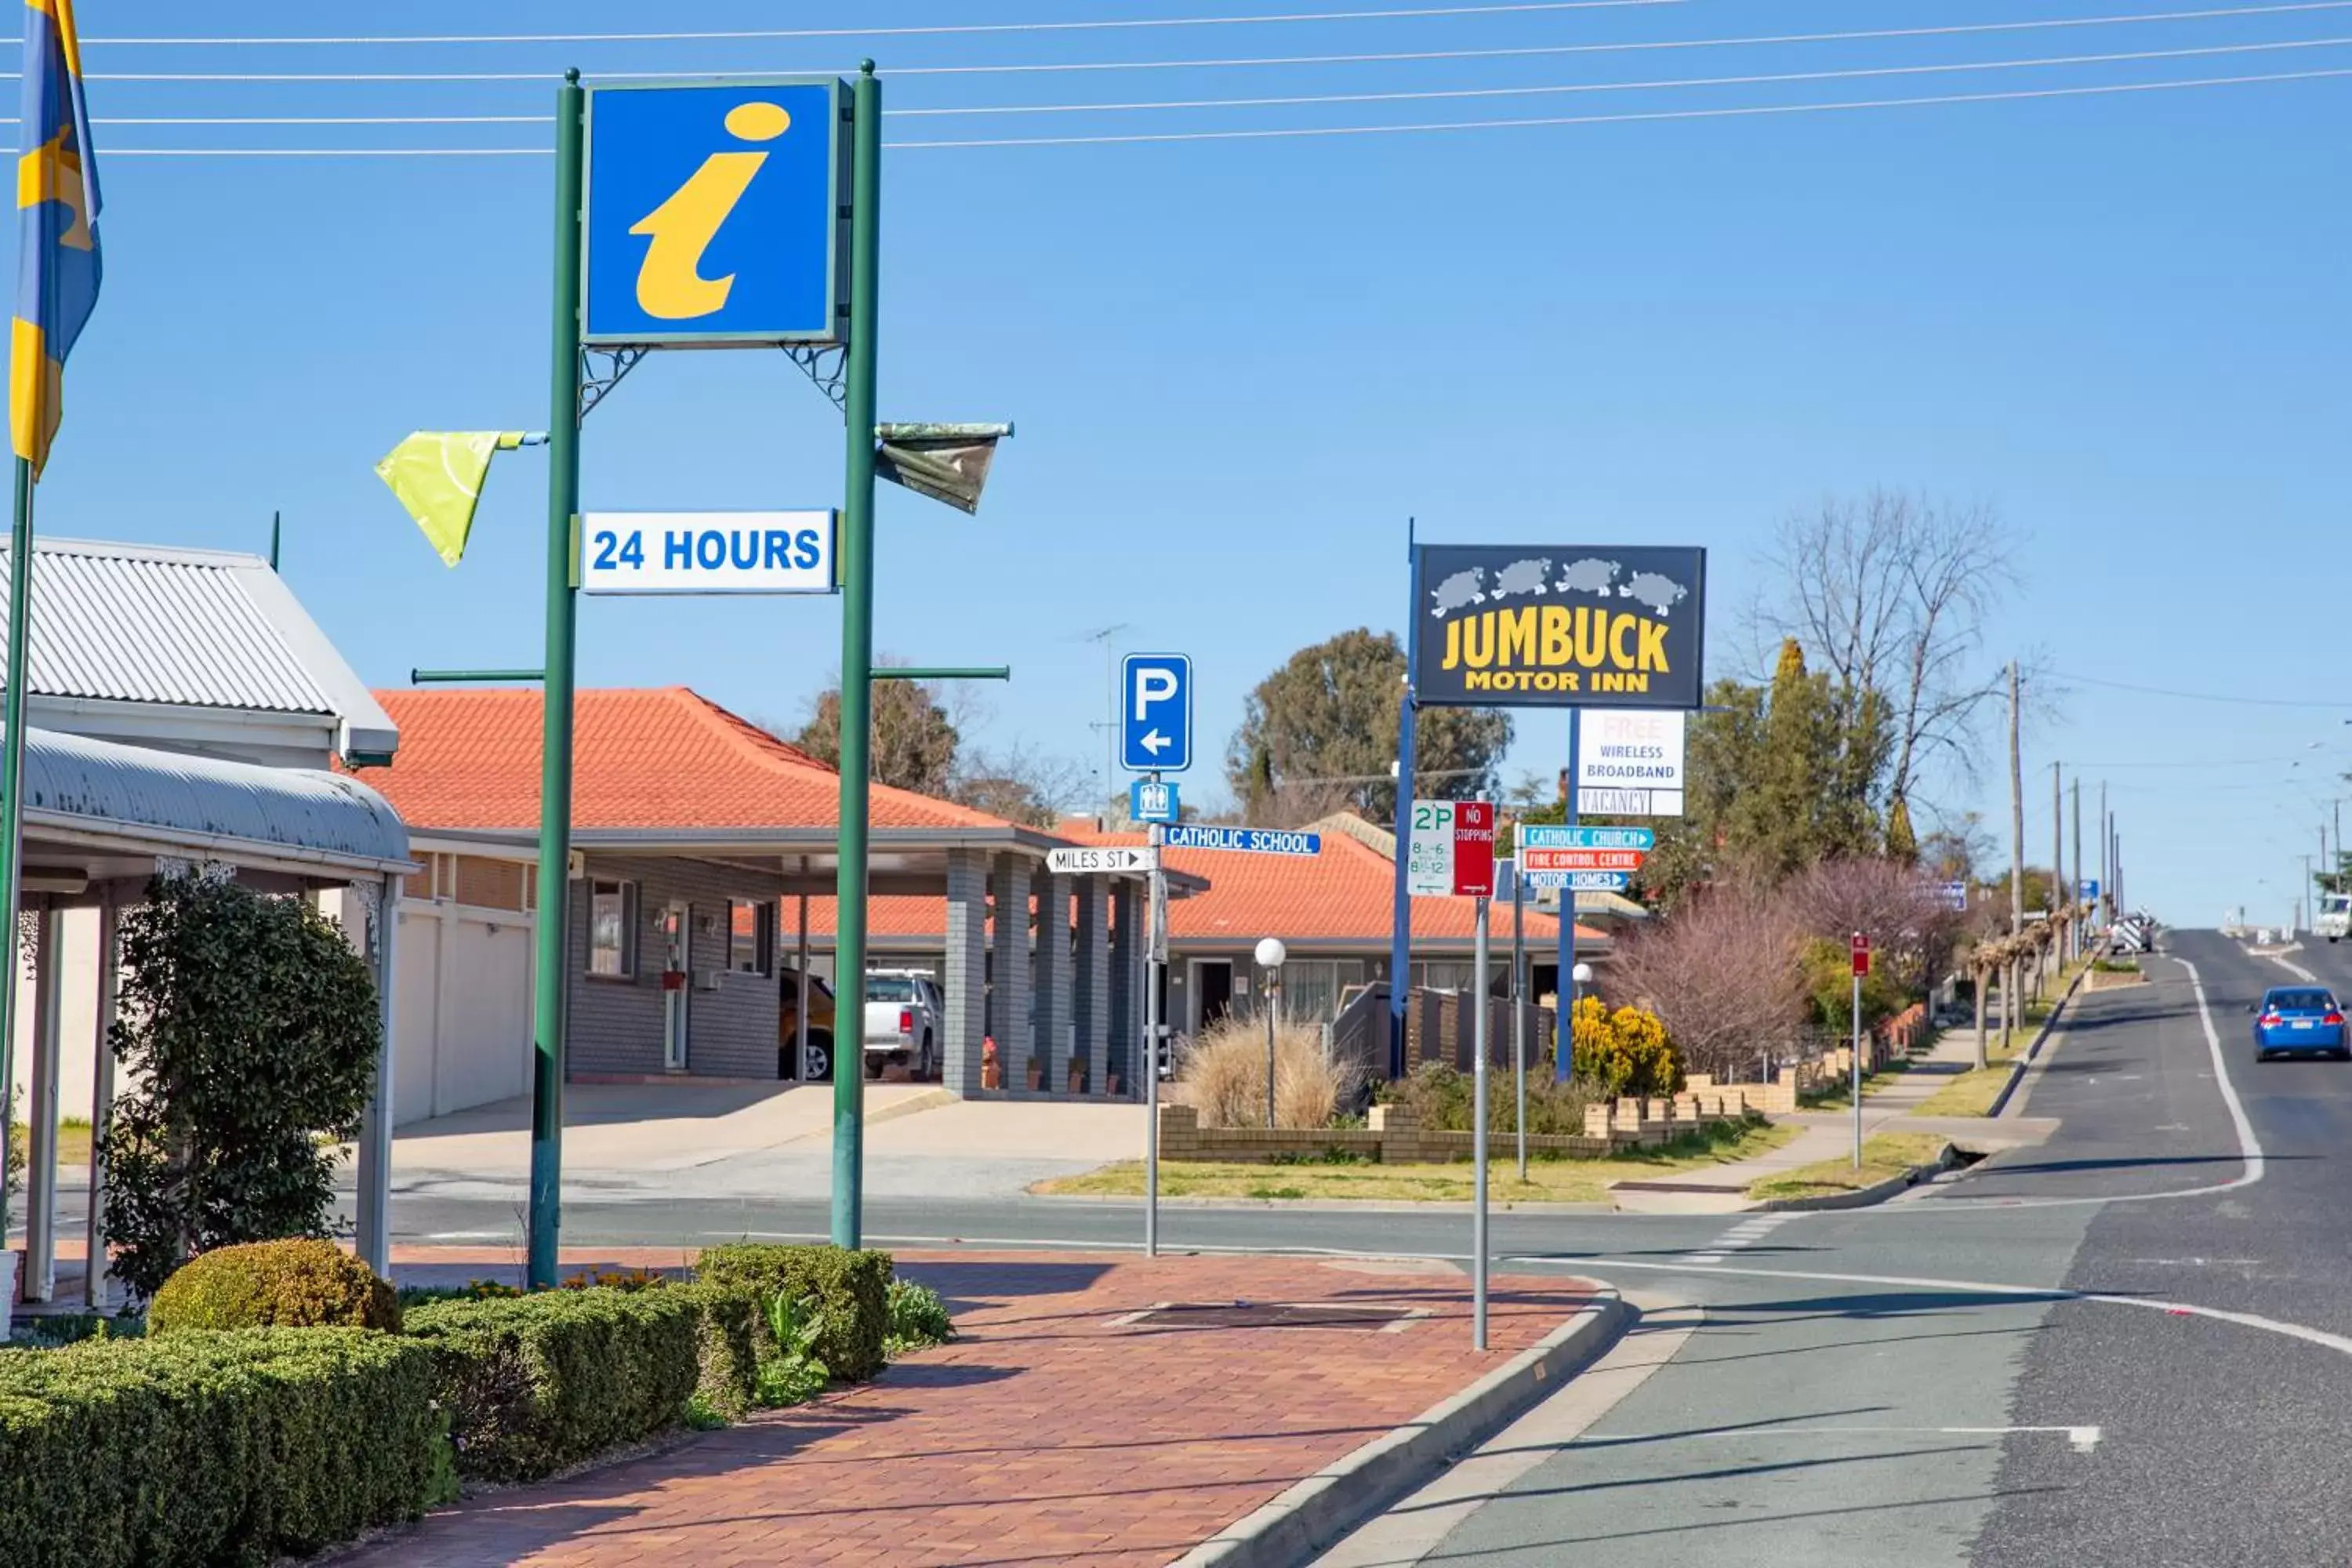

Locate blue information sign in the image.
[1162,826,1319,856]
[1519,824,1654,851]
[1130,779,1181,825]
[583,78,847,347]
[1523,869,1632,892]
[1121,653,1193,774]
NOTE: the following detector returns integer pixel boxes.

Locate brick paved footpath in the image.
[331,1247,1605,1567]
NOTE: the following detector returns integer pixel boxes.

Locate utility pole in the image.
[2303,854,2315,934]
[2007,662,2024,1047]
[2050,760,2063,988]
[2100,782,2110,924]
[2071,778,2082,962]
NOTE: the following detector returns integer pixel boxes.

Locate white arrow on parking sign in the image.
[1140,729,1170,755]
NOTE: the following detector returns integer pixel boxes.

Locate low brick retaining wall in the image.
[1158,1093,1767,1164]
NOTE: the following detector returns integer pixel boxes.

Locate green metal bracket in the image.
[412,668,546,684]
[872,666,1011,682]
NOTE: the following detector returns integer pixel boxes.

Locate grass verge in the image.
[9,1116,91,1166]
[1747,1132,1951,1203]
[1032,1121,1798,1205]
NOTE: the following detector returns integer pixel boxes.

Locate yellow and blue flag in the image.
[11,0,100,479]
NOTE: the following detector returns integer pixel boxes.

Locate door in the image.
[1192,959,1233,1036]
[658,902,690,1071]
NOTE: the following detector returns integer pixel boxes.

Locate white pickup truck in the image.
[862,970,943,1080]
[2319,893,2352,944]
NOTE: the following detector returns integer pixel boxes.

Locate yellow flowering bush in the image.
[1568,995,1684,1098]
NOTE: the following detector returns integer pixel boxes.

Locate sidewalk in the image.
[332,1248,1607,1567]
[1610,1025,2056,1214]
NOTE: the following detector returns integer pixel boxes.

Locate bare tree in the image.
[1786,857,1965,998]
[1752,490,2017,813]
[952,741,1094,829]
[1602,885,1812,1083]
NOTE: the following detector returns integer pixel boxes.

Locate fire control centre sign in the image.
[1410,544,1706,710]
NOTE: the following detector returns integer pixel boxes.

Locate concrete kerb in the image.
[1171,1291,1635,1568]
[1025,1191,1616,1215]
[1758,1142,1961,1212]
[1987,956,2096,1119]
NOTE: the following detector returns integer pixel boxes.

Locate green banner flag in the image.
[375,430,524,566]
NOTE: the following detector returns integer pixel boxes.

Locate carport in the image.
[7,723,411,1310]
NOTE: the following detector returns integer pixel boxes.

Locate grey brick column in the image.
[1033,872,1073,1094]
[989,855,1032,1093]
[942,849,989,1096]
[1108,880,1136,1094]
[1073,877,1110,1095]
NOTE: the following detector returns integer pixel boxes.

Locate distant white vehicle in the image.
[2319,894,2352,944]
[862,970,942,1080]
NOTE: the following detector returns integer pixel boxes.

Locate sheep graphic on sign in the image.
[1490,557,1554,597]
[1429,567,1486,618]
[1556,558,1621,597]
[1620,572,1688,616]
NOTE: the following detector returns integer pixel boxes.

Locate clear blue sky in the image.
[18,0,2352,924]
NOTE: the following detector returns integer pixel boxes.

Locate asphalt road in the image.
[1323,931,2352,1567]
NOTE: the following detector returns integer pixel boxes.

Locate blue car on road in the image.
[2251,985,2349,1061]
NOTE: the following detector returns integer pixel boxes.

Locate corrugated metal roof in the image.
[22,725,408,870]
[0,538,332,713]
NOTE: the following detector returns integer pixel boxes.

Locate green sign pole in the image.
[831,62,883,1251]
[528,68,586,1290]
[0,458,37,1226]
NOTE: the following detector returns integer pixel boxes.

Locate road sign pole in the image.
[1391,518,1417,1083]
[1512,858,1526,1185]
[1145,816,1167,1258]
[1472,893,1490,1352]
[1850,933,1864,1169]
[831,62,882,1251]
[527,70,586,1291]
[1555,708,1580,1082]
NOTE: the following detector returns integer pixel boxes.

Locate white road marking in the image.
[1577,1423,2102,1454]
[2266,954,2321,982]
[1675,1211,1791,1267]
[1501,1253,2352,1363]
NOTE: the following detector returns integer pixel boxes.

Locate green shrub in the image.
[671,1281,760,1421]
[148,1239,401,1336]
[885,1279,955,1354]
[1376,1061,1595,1135]
[694,1243,892,1381]
[0,1327,441,1567]
[755,1291,830,1406]
[402,1287,700,1483]
[103,873,384,1302]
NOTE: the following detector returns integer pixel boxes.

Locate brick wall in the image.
[568,855,781,1080]
[1155,1098,1765,1164]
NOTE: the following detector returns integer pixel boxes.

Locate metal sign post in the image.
[1510,855,1526,1184]
[1472,891,1491,1351]
[1849,931,1871,1167]
[1145,814,1167,1258]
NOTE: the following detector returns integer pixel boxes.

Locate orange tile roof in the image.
[778,823,1601,947]
[360,686,1013,834]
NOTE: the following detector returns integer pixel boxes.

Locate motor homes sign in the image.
[1410,544,1706,710]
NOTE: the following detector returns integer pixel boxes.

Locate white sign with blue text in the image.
[1121,653,1193,773]
[1523,869,1632,891]
[582,511,837,596]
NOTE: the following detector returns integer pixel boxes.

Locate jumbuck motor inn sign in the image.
[1410,544,1707,709]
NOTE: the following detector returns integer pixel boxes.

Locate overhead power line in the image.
[2050,671,2352,709]
[27,1,2352,83]
[91,64,2352,154]
[63,2,1690,49]
[85,35,2352,126]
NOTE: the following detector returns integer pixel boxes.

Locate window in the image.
[729,898,772,976]
[866,975,919,1002]
[588,880,635,978]
[1280,960,1362,1025]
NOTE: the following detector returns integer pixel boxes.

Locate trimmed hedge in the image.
[404,1288,702,1482]
[0,1327,441,1568]
[148,1238,401,1336]
[672,1281,761,1420]
[695,1243,893,1381]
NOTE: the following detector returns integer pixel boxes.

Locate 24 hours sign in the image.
[1410,544,1706,709]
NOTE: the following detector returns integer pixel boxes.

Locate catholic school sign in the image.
[1410,544,1707,709]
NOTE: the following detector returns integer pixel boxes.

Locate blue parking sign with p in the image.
[583,78,847,347]
[1122,654,1192,773]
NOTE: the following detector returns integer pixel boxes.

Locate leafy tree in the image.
[103,873,383,1302]
[795,667,960,797]
[1226,628,1513,825]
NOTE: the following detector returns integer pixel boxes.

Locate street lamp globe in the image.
[1255,937,1287,970]
[1571,963,1594,985]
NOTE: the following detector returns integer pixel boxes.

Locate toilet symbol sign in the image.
[1122,654,1193,773]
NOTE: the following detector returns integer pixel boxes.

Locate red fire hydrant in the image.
[980,1035,1001,1091]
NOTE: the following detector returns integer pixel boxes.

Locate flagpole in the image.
[0,456,38,1221]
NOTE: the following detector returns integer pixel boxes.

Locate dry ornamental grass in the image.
[1175,1012,1363,1129]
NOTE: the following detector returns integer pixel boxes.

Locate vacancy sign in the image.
[1453,801,1496,897]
